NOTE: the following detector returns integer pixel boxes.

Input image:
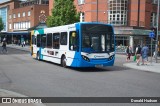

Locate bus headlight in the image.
[81,55,90,62]
[109,55,114,61]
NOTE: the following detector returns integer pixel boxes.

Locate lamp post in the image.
[155,0,159,63]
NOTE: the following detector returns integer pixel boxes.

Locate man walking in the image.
[1,40,8,53]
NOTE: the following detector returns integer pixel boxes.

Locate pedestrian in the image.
[23,41,25,47]
[21,41,24,47]
[18,40,20,46]
[1,40,8,53]
[141,44,149,65]
[125,46,132,62]
[135,45,141,66]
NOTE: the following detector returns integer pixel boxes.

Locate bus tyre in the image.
[37,52,40,60]
[61,56,66,67]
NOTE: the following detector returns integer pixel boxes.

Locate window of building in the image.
[9,14,12,19]
[18,22,21,29]
[108,0,128,26]
[13,14,16,18]
[28,21,31,28]
[18,13,20,17]
[28,11,31,16]
[23,22,25,29]
[152,0,158,4]
[9,24,12,29]
[0,7,7,31]
[23,12,25,17]
[25,21,28,29]
[80,12,85,22]
[13,23,15,29]
[42,0,49,4]
[150,12,157,27]
[78,0,85,5]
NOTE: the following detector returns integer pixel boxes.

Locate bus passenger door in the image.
[67,31,79,67]
[31,35,37,57]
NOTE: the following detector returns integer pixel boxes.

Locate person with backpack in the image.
[135,45,141,66]
[1,40,8,53]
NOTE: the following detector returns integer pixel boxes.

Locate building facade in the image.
[49,0,160,53]
[0,0,49,44]
[0,0,20,32]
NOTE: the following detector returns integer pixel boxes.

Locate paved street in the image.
[0,46,160,106]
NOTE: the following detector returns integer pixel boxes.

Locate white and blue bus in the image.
[30,22,115,68]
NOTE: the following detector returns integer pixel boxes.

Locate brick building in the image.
[49,0,160,52]
[0,0,49,44]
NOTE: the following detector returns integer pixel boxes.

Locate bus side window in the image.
[32,35,35,44]
[35,37,36,45]
[41,34,46,48]
[37,34,41,47]
[69,31,78,51]
[53,33,60,49]
[47,33,52,48]
[60,32,67,45]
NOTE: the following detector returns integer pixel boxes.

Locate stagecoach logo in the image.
[68,26,75,29]
[94,55,105,58]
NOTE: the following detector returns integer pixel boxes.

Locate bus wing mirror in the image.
[71,45,74,50]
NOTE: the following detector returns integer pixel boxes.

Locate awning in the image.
[1,31,30,35]
[28,22,47,30]
[114,27,160,36]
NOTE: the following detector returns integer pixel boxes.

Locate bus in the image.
[30,22,115,68]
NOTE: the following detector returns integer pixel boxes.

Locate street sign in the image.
[149,31,155,38]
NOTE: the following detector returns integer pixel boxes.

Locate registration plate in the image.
[95,64,103,67]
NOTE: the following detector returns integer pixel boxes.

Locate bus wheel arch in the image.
[61,55,67,67]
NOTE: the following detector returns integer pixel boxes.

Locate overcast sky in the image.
[0,0,26,3]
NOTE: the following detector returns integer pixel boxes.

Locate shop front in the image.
[0,31,30,45]
[114,27,155,53]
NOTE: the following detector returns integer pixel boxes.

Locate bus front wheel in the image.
[61,56,66,67]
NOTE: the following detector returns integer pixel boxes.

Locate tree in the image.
[0,17,4,31]
[47,0,80,27]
